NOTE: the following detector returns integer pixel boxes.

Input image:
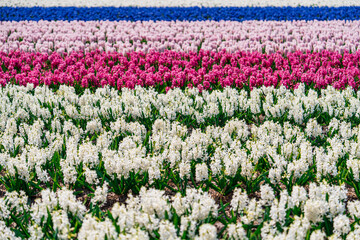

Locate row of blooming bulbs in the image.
[1,83,360,192]
[0,187,219,239]
[1,20,360,54]
[0,84,360,238]
[1,182,360,239]
[1,82,360,132]
[3,6,360,22]
[2,0,360,7]
[1,50,360,91]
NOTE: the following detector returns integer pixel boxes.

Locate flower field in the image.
[1,1,360,239]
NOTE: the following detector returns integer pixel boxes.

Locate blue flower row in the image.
[1,6,360,21]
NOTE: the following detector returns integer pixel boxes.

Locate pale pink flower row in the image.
[1,20,360,54]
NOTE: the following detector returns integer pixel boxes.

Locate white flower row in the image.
[0,187,219,239]
[0,84,359,185]
[1,0,359,7]
[0,182,359,239]
[2,83,355,126]
[0,84,359,238]
[4,111,358,186]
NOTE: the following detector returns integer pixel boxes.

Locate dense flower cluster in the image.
[2,6,360,22]
[0,182,359,239]
[2,0,360,7]
[0,83,360,238]
[2,20,360,53]
[1,50,360,91]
